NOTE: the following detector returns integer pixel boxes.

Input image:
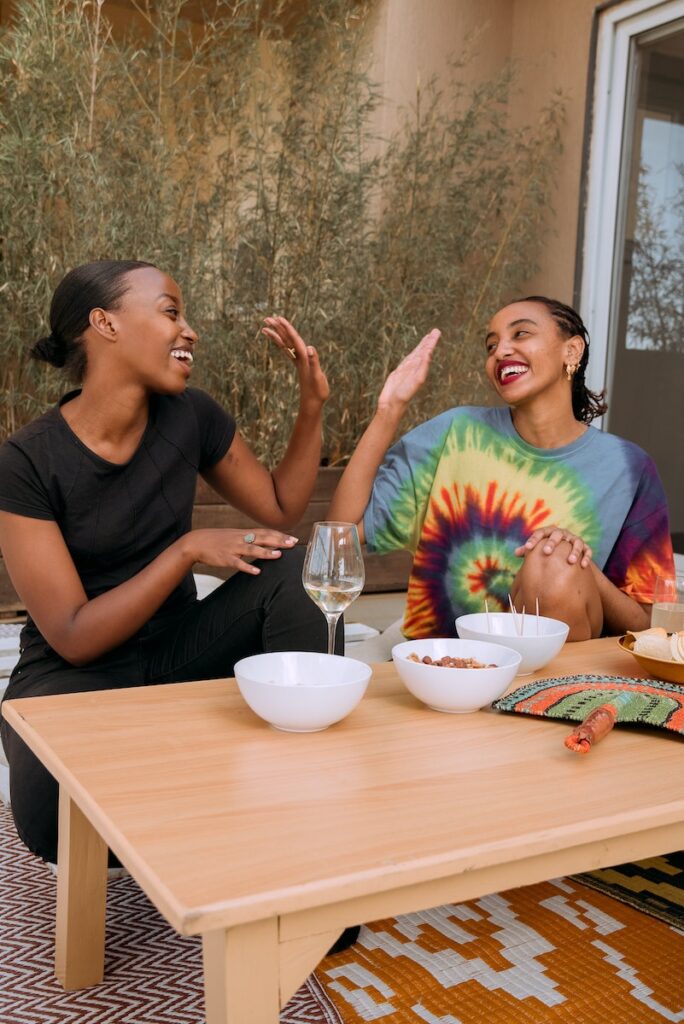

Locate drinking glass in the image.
[651,573,684,632]
[302,522,365,655]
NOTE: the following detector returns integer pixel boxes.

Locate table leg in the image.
[55,790,108,990]
[203,918,279,1024]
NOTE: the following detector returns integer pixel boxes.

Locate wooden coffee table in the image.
[3,637,684,1023]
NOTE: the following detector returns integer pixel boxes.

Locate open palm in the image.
[378,329,441,412]
[262,316,330,408]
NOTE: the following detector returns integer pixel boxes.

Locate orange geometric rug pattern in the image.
[315,877,684,1023]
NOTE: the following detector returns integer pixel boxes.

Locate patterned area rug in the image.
[0,803,339,1024]
[3,801,683,1023]
[575,852,684,930]
[316,881,684,1023]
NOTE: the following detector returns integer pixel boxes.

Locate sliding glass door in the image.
[582,2,684,551]
[610,22,684,546]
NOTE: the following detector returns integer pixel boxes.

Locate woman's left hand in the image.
[262,316,329,411]
[514,525,593,568]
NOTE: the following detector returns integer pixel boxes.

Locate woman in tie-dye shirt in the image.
[328,297,674,641]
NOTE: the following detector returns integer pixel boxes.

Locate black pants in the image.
[1,549,342,863]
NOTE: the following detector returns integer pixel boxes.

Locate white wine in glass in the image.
[302,522,365,655]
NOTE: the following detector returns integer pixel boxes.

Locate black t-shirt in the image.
[0,387,236,648]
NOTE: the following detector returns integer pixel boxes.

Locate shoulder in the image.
[151,388,236,469]
[0,407,60,466]
[590,426,646,455]
[588,426,658,473]
[401,405,487,444]
[151,387,231,425]
[1,406,59,445]
[0,408,65,518]
[428,405,495,426]
[157,387,234,423]
[154,386,209,413]
[427,405,509,432]
[584,429,669,525]
[180,386,221,410]
[402,405,510,453]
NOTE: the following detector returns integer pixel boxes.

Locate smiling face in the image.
[484,300,584,410]
[88,266,198,394]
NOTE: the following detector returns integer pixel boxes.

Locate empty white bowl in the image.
[391,638,521,713]
[455,612,569,675]
[233,651,371,732]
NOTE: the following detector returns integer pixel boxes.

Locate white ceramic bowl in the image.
[233,651,371,732]
[455,612,569,675]
[391,638,521,713]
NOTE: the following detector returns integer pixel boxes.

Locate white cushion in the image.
[194,573,224,600]
[344,617,405,664]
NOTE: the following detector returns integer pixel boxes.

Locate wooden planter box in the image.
[0,467,410,615]
[192,466,411,593]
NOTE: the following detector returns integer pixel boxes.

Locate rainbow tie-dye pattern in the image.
[364,407,674,639]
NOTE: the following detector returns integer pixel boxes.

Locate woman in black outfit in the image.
[0,259,343,869]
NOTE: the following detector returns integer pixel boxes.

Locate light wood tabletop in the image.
[3,636,684,1023]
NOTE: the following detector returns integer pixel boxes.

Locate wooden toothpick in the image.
[508,594,520,636]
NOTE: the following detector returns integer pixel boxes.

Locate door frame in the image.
[578,0,684,412]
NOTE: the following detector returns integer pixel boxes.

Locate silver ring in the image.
[244,532,256,544]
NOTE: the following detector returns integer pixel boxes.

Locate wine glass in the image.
[302,522,365,655]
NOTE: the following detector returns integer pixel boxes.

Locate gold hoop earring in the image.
[565,363,576,381]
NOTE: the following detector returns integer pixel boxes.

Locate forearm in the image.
[590,563,650,634]
[271,403,324,526]
[327,405,404,529]
[57,537,196,665]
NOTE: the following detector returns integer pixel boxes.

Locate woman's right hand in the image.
[180,528,299,575]
[0,515,298,666]
[377,329,441,416]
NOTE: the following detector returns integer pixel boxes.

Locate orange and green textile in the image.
[492,672,684,733]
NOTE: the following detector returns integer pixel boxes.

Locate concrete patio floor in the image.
[346,591,405,633]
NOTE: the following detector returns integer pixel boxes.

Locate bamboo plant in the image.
[0,0,564,461]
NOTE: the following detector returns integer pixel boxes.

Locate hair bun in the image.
[29,332,66,368]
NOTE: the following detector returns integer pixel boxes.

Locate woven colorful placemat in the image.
[492,674,684,734]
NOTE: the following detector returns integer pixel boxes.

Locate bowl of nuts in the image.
[391,638,522,713]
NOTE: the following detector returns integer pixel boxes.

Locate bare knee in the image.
[512,542,602,641]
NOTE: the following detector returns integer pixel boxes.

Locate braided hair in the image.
[516,296,608,424]
[30,259,156,382]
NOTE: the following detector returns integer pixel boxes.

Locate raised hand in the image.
[377,329,441,415]
[261,316,329,412]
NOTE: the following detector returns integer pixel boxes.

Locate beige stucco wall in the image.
[1,0,600,304]
[366,0,514,133]
[366,0,601,303]
[508,0,598,302]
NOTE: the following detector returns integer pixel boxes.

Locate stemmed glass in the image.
[302,522,365,655]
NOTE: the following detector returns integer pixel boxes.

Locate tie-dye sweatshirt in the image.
[363,406,674,639]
